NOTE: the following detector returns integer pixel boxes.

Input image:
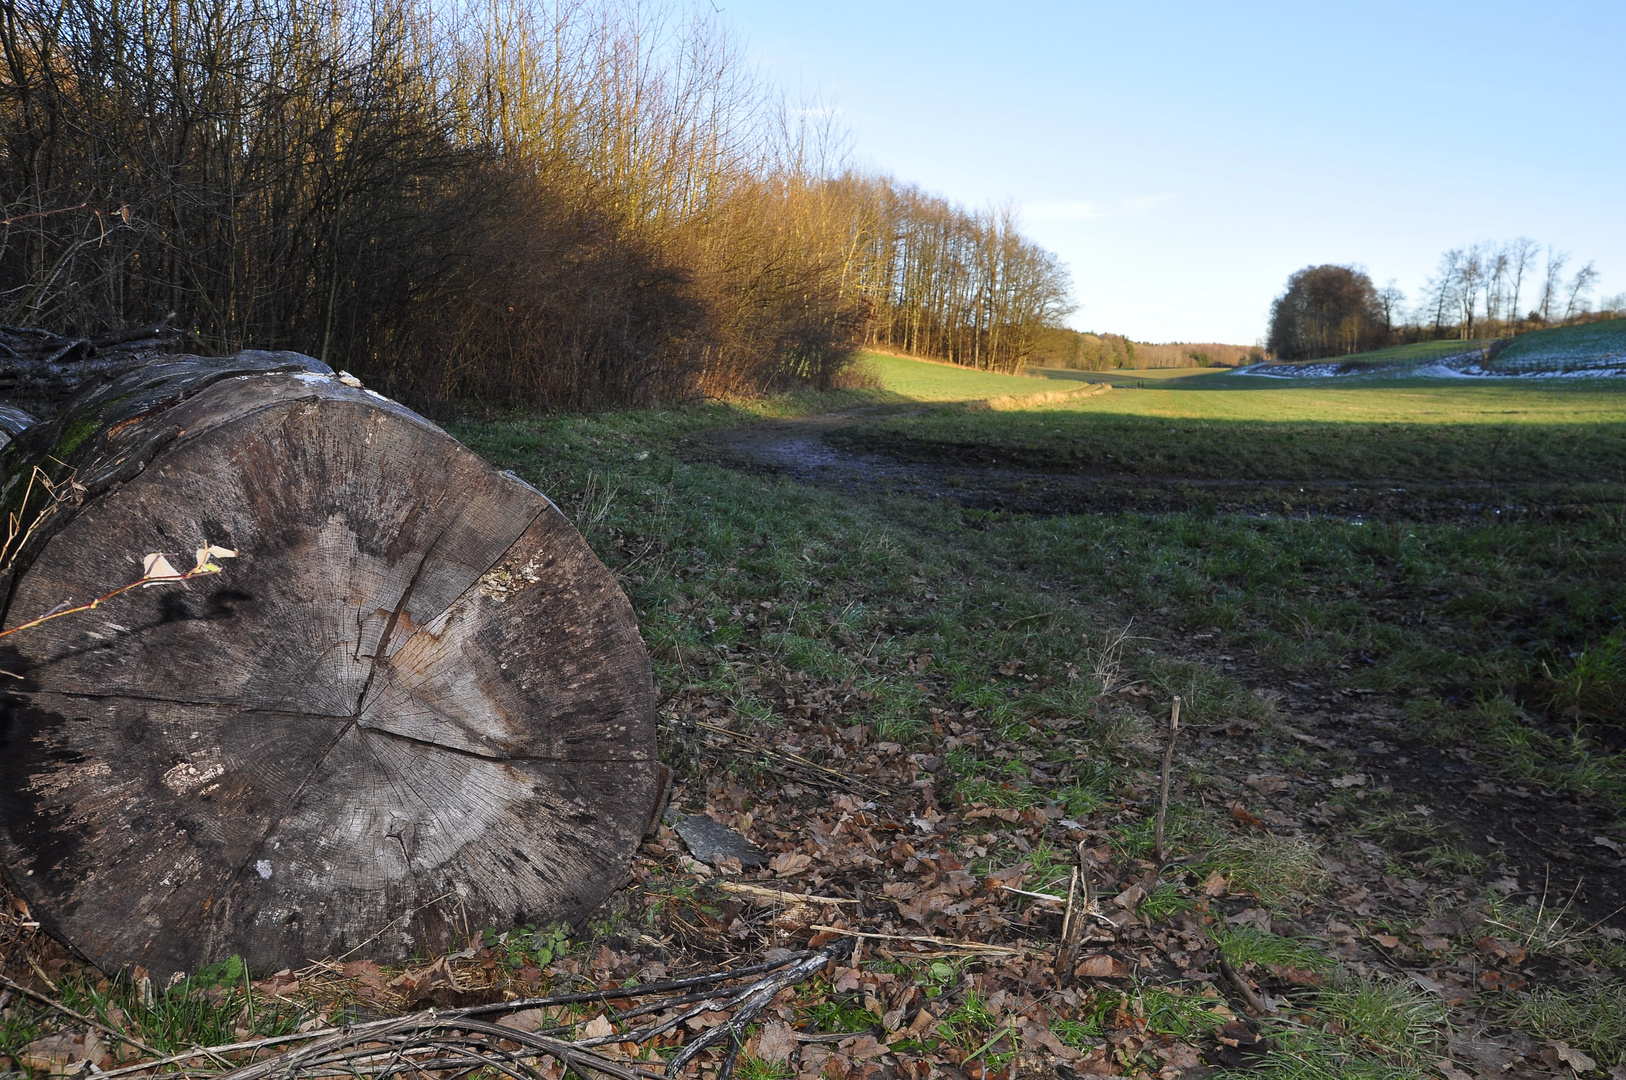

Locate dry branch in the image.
[1154,696,1181,865]
[716,882,858,905]
[808,925,1025,957]
[1218,956,1273,1016]
[80,951,839,1080]
[0,973,162,1058]
[1053,841,1095,983]
[689,719,888,798]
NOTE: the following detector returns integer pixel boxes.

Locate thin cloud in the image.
[1024,193,1176,222]
[1023,200,1106,221]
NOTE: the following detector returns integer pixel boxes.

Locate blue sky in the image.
[718,0,1624,344]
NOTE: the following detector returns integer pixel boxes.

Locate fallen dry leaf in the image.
[1553,1041,1598,1072]
[756,1020,797,1064]
[770,851,813,875]
[1074,954,1129,978]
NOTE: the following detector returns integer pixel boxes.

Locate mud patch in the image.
[701,414,1593,524]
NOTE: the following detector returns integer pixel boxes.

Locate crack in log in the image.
[203,531,449,948]
[351,720,649,765]
[206,503,545,944]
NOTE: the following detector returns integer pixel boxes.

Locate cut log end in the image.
[0,355,657,978]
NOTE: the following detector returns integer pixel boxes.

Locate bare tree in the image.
[1563,261,1600,322]
[1505,237,1539,328]
[1377,279,1405,338]
[1482,246,1509,334]
[1539,247,1569,323]
[1423,251,1462,338]
[1453,246,1485,339]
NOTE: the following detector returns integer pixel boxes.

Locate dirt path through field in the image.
[706,408,1585,524]
[708,408,1626,926]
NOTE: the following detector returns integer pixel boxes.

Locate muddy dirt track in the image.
[699,409,1626,925]
[699,408,1599,525]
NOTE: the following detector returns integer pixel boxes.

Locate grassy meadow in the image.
[439,353,1626,1073]
[1255,338,1494,370]
[831,368,1626,481]
[1247,317,1626,377]
[7,351,1626,1079]
[856,351,1056,399]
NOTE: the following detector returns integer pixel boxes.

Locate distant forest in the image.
[1268,243,1621,362]
[0,0,1071,408]
[1027,329,1263,371]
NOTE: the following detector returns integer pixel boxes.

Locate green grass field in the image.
[11,349,1621,1079]
[855,351,1055,399]
[1263,338,1493,370]
[450,355,1626,808]
[438,359,1626,1072]
[836,358,1626,482]
[1250,318,1626,377]
[1490,318,1626,372]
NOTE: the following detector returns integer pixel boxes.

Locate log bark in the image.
[0,320,186,417]
[0,351,658,980]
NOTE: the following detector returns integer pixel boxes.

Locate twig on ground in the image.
[1218,956,1273,1016]
[1154,695,1181,865]
[1054,841,1095,984]
[662,950,830,1079]
[689,719,888,798]
[0,973,163,1058]
[1000,885,1066,903]
[809,925,1025,956]
[717,882,858,905]
[89,951,836,1080]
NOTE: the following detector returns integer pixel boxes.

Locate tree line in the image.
[1267,241,1619,361]
[831,178,1074,373]
[0,0,1072,408]
[1026,329,1261,371]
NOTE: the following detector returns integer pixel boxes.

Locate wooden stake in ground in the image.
[1154,696,1181,865]
[0,352,658,979]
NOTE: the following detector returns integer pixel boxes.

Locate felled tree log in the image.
[0,319,186,417]
[0,351,658,980]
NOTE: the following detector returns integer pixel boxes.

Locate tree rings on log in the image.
[0,353,658,979]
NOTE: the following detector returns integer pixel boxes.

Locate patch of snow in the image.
[1237,353,1626,381]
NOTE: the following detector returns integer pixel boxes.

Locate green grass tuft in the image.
[1210,926,1336,971]
[1199,833,1327,904]
[1507,981,1626,1066]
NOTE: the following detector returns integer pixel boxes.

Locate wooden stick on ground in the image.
[0,973,163,1058]
[1053,841,1094,984]
[1219,956,1274,1016]
[90,953,832,1080]
[717,882,858,905]
[1154,696,1182,865]
[808,926,1025,957]
[690,720,888,798]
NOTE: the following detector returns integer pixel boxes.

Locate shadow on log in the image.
[0,349,658,980]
